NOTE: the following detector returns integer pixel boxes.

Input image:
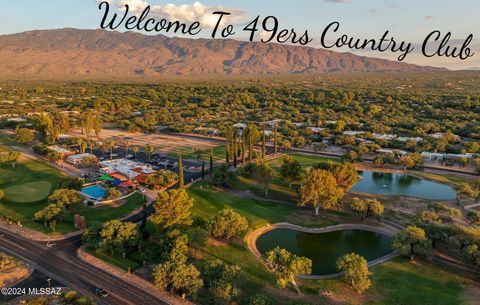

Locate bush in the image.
[209,208,248,239]
[247,294,274,305]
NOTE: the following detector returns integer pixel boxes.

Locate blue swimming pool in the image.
[80,185,107,200]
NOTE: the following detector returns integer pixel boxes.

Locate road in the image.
[0,230,171,305]
[0,170,203,305]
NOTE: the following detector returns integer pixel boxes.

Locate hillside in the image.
[0,28,444,79]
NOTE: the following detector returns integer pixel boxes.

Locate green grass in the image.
[3,181,53,203]
[189,181,297,230]
[85,246,142,270]
[0,139,146,235]
[0,157,65,229]
[304,257,471,305]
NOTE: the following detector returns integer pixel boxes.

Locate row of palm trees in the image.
[75,137,154,161]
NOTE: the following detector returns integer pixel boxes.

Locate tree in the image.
[265,247,312,294]
[399,155,416,172]
[254,162,273,197]
[261,125,266,159]
[211,164,237,187]
[178,154,184,188]
[209,208,248,239]
[47,150,62,164]
[426,203,461,223]
[153,236,203,296]
[209,148,214,175]
[87,220,140,255]
[455,183,475,206]
[336,253,371,294]
[151,189,193,229]
[298,169,344,215]
[15,128,35,144]
[48,189,82,211]
[392,226,430,260]
[452,225,480,250]
[280,156,302,187]
[350,198,384,221]
[107,187,122,200]
[144,144,154,161]
[201,161,205,180]
[329,162,358,192]
[0,151,21,169]
[273,125,278,155]
[132,146,139,160]
[145,170,178,188]
[202,259,243,304]
[34,203,66,231]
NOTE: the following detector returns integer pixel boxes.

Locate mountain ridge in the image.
[0,28,445,79]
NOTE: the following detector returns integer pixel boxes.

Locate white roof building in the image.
[66,153,96,165]
[396,137,423,143]
[99,159,156,179]
[310,127,325,133]
[343,131,364,136]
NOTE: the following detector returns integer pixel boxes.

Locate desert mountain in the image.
[0,28,444,79]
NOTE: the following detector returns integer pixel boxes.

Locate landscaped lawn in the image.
[0,141,146,235]
[304,257,476,305]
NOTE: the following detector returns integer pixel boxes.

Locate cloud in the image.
[324,0,352,3]
[424,15,435,20]
[103,0,246,28]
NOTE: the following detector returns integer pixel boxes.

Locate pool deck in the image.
[246,222,401,280]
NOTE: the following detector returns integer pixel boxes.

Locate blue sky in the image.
[1,0,479,69]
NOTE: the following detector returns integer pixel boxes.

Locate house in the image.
[377,148,408,156]
[373,133,397,141]
[421,152,476,161]
[310,127,325,134]
[99,159,157,182]
[429,133,460,140]
[396,137,423,143]
[194,127,219,136]
[6,117,27,123]
[233,123,247,129]
[343,131,364,136]
[48,146,75,158]
[66,153,97,165]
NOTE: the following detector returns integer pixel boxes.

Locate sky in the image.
[1,0,479,70]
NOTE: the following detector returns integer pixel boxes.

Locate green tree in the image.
[47,150,62,164]
[106,187,122,200]
[202,259,243,304]
[153,236,203,296]
[151,189,193,229]
[97,220,139,255]
[178,154,184,188]
[298,169,344,215]
[392,226,430,260]
[254,162,273,197]
[48,189,82,211]
[336,253,371,294]
[15,128,35,144]
[144,144,154,161]
[280,156,302,187]
[211,164,237,187]
[265,247,312,294]
[329,162,358,192]
[350,198,384,221]
[209,148,214,175]
[0,151,21,169]
[209,208,248,239]
[34,203,66,231]
[454,183,475,206]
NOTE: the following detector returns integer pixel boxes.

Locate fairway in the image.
[3,181,53,203]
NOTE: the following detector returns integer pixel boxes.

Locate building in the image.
[343,131,364,136]
[377,148,408,156]
[66,153,97,165]
[48,146,75,158]
[310,127,325,134]
[396,137,423,143]
[99,159,157,181]
[421,152,476,161]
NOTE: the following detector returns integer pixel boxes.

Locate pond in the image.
[256,228,393,275]
[350,171,456,200]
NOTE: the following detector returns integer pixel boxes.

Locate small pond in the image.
[350,171,456,200]
[256,228,393,275]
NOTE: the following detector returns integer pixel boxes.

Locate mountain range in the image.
[0,28,444,79]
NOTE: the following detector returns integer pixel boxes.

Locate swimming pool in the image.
[80,185,108,201]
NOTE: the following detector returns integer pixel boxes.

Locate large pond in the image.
[256,228,393,275]
[350,171,456,200]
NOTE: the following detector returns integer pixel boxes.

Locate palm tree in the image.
[132,146,140,160]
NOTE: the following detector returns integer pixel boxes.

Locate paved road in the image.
[0,230,170,305]
[0,162,203,305]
